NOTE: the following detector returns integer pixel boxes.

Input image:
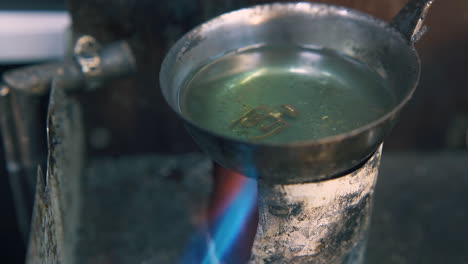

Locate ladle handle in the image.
[390,0,435,44]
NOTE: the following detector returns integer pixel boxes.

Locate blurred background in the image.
[1,0,467,263]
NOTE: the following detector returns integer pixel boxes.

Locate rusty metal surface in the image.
[44,76,86,264]
[26,167,61,263]
[250,147,381,264]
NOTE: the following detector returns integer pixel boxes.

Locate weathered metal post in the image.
[0,63,57,238]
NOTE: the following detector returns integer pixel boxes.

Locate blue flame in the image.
[180,177,257,264]
[202,178,257,264]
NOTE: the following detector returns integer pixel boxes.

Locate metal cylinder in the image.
[250,146,382,263]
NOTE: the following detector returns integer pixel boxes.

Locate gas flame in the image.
[180,165,258,264]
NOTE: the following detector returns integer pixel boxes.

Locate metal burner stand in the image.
[251,147,381,263]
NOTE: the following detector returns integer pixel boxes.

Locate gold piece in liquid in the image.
[231,105,291,140]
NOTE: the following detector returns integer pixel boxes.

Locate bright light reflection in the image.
[321,71,332,77]
[202,178,257,264]
[248,15,268,25]
[288,68,309,74]
[240,68,266,85]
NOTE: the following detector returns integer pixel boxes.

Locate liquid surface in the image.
[181,46,395,144]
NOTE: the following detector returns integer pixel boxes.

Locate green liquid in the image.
[180,46,395,144]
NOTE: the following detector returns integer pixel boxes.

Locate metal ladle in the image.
[160,0,435,184]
